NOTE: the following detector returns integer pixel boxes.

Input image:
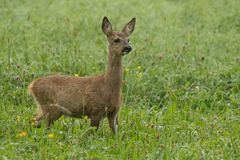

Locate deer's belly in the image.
[56,103,90,118]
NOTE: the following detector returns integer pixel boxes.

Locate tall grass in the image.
[0,0,239,159]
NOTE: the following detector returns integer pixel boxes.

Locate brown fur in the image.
[28,17,136,134]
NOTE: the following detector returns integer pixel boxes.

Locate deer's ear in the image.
[122,18,136,36]
[102,16,112,36]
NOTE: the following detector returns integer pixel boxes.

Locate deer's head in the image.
[102,17,136,56]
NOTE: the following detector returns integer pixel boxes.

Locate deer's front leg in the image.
[90,115,101,131]
[108,113,118,134]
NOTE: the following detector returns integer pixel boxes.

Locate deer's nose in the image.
[123,46,132,53]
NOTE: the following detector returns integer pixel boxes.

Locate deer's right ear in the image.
[102,16,112,36]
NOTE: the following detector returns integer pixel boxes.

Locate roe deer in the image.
[28,16,136,134]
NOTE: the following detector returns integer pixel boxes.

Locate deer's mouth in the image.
[122,51,129,55]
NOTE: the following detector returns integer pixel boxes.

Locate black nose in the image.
[123,46,132,53]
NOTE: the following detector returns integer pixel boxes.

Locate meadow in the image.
[0,0,240,159]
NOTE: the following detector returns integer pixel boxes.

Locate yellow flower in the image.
[31,121,35,126]
[31,117,36,121]
[30,117,37,126]
[74,73,79,77]
[83,116,88,120]
[17,131,27,138]
[137,66,141,70]
[48,133,54,139]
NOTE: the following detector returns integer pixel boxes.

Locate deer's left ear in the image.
[122,18,136,36]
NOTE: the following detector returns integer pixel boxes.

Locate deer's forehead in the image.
[110,32,127,39]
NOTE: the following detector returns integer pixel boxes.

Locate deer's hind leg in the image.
[32,104,62,128]
[32,106,44,128]
[45,104,63,128]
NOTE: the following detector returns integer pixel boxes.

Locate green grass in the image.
[0,0,240,159]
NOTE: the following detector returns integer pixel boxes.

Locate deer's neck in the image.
[105,48,123,93]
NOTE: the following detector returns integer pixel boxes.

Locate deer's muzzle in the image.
[122,46,132,54]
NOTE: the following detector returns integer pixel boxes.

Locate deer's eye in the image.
[114,38,121,43]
